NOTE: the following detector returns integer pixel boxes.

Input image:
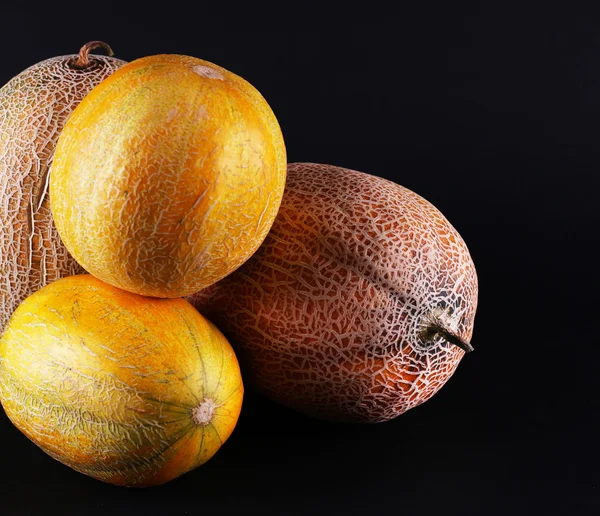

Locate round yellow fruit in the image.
[50,54,287,298]
[0,274,244,487]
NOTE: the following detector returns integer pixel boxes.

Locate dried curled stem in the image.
[420,308,474,353]
[69,41,114,69]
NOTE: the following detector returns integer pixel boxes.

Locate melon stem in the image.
[70,41,114,69]
[421,310,474,353]
[432,323,474,353]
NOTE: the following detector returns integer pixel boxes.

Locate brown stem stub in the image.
[70,41,114,69]
[432,323,474,353]
[420,309,474,353]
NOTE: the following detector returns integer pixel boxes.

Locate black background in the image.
[0,2,597,515]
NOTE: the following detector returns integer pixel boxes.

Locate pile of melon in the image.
[0,42,478,487]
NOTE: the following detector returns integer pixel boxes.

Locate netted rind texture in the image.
[190,163,478,423]
[0,53,126,332]
[49,54,287,298]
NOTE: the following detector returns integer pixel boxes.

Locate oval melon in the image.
[0,42,126,332]
[0,274,244,487]
[190,163,478,423]
[50,54,287,298]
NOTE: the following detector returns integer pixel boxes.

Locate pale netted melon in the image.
[190,163,478,424]
[0,42,126,332]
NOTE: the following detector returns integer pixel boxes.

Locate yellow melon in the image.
[0,274,243,487]
[50,54,287,298]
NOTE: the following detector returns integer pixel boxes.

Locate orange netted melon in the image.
[50,54,287,298]
[0,274,244,487]
[190,163,478,424]
[0,42,126,332]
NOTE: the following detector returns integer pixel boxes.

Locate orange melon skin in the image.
[50,54,287,298]
[0,275,243,487]
[190,163,478,424]
[0,50,126,332]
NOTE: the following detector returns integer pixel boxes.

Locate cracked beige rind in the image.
[0,51,126,333]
